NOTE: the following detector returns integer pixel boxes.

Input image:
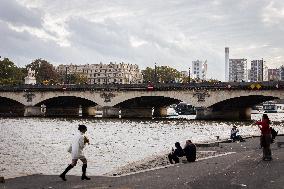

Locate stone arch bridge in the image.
[0,82,283,120]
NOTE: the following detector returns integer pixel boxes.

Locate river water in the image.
[0,113,284,178]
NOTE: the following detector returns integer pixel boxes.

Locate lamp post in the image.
[188,67,191,83]
[154,62,157,84]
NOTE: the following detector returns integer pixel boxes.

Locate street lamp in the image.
[188,67,191,83]
[154,62,157,84]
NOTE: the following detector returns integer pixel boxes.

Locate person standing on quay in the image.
[60,125,91,181]
[256,114,272,161]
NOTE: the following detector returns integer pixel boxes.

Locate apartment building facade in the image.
[192,60,207,80]
[56,62,143,84]
[229,58,247,82]
[249,59,264,82]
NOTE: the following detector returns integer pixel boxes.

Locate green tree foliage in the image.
[0,58,25,85]
[142,66,181,83]
[67,73,88,84]
[142,67,155,83]
[26,59,60,83]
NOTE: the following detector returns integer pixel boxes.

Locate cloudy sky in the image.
[1,0,284,80]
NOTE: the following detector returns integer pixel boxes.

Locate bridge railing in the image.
[0,81,283,92]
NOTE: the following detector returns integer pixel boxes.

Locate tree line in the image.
[0,57,218,85]
[0,58,87,85]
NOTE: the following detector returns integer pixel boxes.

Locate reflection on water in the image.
[0,113,283,178]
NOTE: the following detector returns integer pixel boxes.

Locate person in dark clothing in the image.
[256,114,272,161]
[270,127,278,143]
[230,126,244,142]
[183,140,196,162]
[168,142,184,164]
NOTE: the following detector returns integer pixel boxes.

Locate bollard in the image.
[0,177,5,183]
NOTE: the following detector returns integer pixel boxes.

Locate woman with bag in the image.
[256,114,272,161]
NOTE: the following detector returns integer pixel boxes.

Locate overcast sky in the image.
[1,0,284,80]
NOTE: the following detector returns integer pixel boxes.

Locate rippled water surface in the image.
[0,113,284,178]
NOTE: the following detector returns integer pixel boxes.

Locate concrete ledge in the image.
[277,142,284,148]
[196,142,219,147]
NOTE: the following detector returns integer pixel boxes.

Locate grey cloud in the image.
[1,0,284,80]
[68,18,131,58]
[0,0,42,27]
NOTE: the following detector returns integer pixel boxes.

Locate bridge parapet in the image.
[0,81,283,92]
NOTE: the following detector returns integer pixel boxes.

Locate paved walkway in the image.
[1,136,284,189]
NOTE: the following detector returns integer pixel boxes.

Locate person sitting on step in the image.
[168,142,184,164]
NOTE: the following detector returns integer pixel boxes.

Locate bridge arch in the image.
[114,96,181,108]
[0,93,25,105]
[110,91,194,107]
[209,95,278,111]
[0,96,25,116]
[196,91,284,120]
[31,91,103,107]
[34,95,98,117]
[205,90,284,108]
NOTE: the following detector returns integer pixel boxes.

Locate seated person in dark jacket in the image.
[183,140,196,162]
[168,142,184,164]
[230,126,244,142]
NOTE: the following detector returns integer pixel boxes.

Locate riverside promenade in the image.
[1,136,284,189]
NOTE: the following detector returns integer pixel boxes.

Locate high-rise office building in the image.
[249,59,264,82]
[225,47,229,82]
[229,58,247,82]
[192,60,207,80]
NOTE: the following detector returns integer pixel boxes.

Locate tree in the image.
[142,66,181,83]
[0,58,25,85]
[68,73,88,84]
[26,59,60,83]
[157,66,181,83]
[142,67,155,83]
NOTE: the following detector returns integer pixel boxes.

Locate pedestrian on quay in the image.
[168,142,184,164]
[230,126,244,142]
[60,124,91,181]
[183,140,196,162]
[256,114,272,161]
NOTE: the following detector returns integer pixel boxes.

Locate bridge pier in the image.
[82,107,97,117]
[45,107,80,117]
[195,107,251,121]
[121,107,152,118]
[102,107,120,118]
[153,107,168,117]
[24,106,45,117]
